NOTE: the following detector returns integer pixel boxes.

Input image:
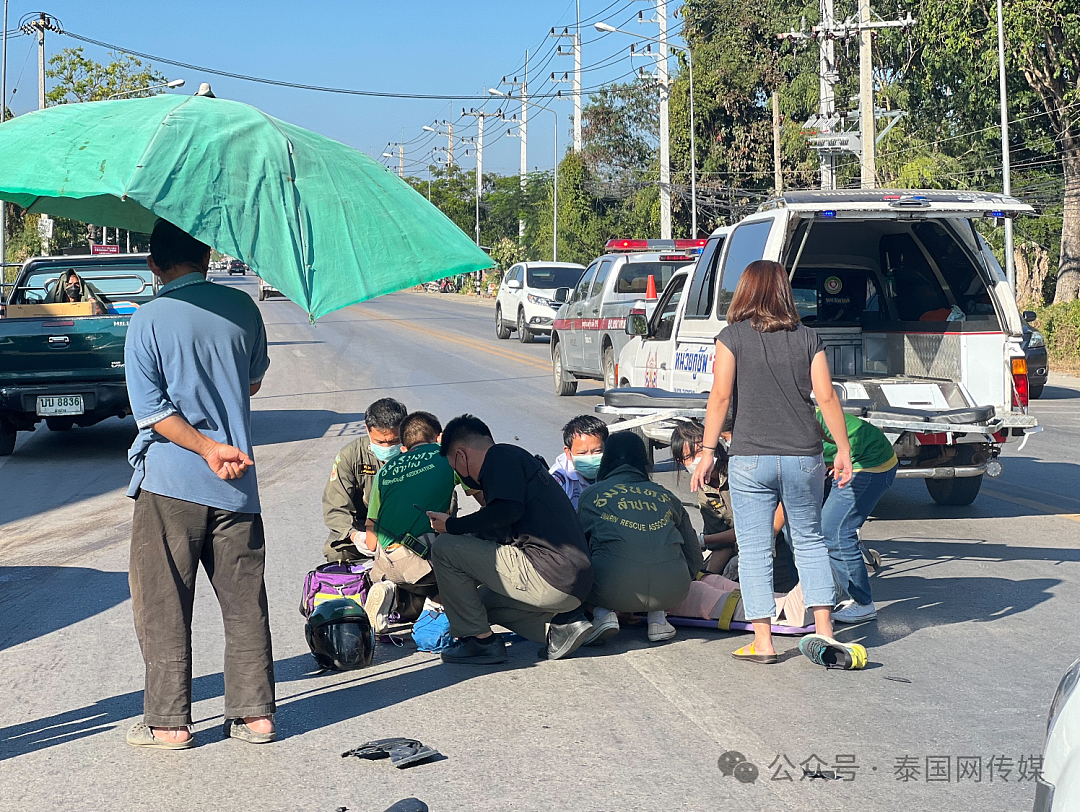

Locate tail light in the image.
[1011,357,1029,408]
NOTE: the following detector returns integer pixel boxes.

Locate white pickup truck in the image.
[609,189,1040,506]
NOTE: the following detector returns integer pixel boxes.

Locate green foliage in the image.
[1035,300,1080,369]
[581,79,658,181]
[46,48,167,105]
[489,237,525,271]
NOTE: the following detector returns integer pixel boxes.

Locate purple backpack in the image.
[299,561,373,617]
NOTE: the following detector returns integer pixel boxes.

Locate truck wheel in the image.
[46,417,74,432]
[602,345,616,391]
[553,342,577,396]
[495,306,512,339]
[0,419,15,456]
[926,475,983,506]
[517,310,533,343]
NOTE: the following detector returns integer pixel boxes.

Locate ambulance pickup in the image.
[611,190,1040,506]
[550,239,704,395]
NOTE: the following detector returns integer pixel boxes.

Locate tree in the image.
[580,79,658,182]
[46,48,166,105]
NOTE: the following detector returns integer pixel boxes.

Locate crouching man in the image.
[426,415,593,664]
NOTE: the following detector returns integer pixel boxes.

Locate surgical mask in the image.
[683,459,700,478]
[455,451,482,491]
[65,284,81,299]
[370,443,402,463]
[572,453,603,482]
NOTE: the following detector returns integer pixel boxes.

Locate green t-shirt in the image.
[816,410,898,472]
[368,443,456,548]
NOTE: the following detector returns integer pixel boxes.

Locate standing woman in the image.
[690,260,865,669]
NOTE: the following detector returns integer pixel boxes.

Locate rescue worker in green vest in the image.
[321,398,408,562]
[362,411,457,633]
[578,431,704,645]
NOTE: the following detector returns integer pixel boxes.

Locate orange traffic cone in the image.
[645,274,658,300]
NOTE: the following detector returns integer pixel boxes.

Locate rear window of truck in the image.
[12,263,156,306]
[615,261,691,295]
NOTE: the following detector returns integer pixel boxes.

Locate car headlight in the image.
[1046,656,1080,746]
[528,294,555,307]
[1029,330,1046,348]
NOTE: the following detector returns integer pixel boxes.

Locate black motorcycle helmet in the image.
[304,598,375,671]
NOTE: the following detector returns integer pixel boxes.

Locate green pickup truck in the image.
[0,254,158,455]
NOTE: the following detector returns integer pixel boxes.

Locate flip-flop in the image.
[126,722,194,750]
[223,718,276,744]
[798,634,868,670]
[731,643,778,664]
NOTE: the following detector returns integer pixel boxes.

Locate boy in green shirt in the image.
[363,412,457,632]
[816,410,898,624]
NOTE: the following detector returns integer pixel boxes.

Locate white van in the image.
[612,190,1040,506]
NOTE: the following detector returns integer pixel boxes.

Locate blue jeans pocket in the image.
[730,455,758,472]
[799,455,824,474]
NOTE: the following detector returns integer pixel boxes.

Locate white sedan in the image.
[1036,655,1080,810]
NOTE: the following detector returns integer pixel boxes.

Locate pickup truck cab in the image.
[0,254,157,454]
[551,239,705,395]
[614,190,1039,506]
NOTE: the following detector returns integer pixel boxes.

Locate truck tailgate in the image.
[0,315,129,384]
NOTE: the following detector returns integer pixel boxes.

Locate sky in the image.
[2,0,686,178]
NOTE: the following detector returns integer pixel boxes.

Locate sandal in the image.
[223,717,276,744]
[731,643,778,664]
[126,722,194,750]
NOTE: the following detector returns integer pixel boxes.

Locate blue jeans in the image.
[728,454,836,621]
[821,466,896,606]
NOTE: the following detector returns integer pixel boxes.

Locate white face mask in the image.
[683,455,703,478]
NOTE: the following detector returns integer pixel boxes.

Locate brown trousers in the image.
[370,534,438,598]
[130,490,276,727]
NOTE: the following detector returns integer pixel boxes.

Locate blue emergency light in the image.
[821,210,837,218]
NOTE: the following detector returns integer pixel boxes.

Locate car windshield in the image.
[615,261,692,295]
[527,266,584,290]
[13,263,157,305]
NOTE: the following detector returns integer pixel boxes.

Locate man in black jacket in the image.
[426,415,593,664]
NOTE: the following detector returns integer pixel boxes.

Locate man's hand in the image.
[202,443,253,480]
[427,511,450,534]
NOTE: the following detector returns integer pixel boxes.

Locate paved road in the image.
[2,275,1078,812]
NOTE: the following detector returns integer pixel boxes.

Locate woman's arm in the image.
[810,351,853,487]
[690,342,735,493]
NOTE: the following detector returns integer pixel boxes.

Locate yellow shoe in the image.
[798,634,867,670]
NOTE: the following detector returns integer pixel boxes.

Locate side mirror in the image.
[507,279,522,290]
[1022,310,1037,323]
[554,287,570,304]
[626,308,650,337]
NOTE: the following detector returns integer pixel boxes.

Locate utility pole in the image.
[29,12,59,253]
[630,1,671,238]
[501,57,529,239]
[858,0,875,188]
[550,12,582,152]
[772,92,783,194]
[779,7,913,191]
[996,0,1015,293]
[463,109,498,246]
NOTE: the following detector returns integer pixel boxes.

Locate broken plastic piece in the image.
[342,737,441,769]
[382,800,428,812]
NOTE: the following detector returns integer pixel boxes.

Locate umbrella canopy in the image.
[0,95,492,319]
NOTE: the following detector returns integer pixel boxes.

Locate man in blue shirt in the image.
[124,219,274,750]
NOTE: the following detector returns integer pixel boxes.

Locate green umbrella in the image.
[0,95,492,320]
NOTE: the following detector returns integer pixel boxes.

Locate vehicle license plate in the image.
[36,395,84,416]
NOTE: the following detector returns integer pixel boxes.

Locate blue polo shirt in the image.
[125,272,270,513]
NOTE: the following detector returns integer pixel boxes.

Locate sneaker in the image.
[798,634,867,670]
[647,619,677,642]
[833,600,877,624]
[545,618,593,660]
[364,581,397,634]
[583,610,620,646]
[440,635,508,665]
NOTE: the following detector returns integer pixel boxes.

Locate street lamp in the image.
[105,78,185,101]
[595,21,698,237]
[490,88,560,261]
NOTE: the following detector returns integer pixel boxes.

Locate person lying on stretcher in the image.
[669,420,798,593]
